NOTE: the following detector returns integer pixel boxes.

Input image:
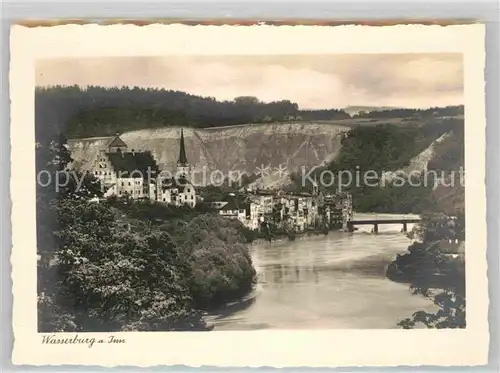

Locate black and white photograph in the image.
[35,53,467,332]
[10,23,488,367]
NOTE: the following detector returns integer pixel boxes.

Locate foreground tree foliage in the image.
[37,137,256,332]
[40,198,208,332]
[110,200,258,310]
[386,212,466,329]
[177,215,257,309]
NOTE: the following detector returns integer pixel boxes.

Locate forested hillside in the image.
[427,126,465,214]
[290,118,465,214]
[35,86,349,142]
[35,85,463,142]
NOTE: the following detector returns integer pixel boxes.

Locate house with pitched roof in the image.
[157,175,197,207]
[91,133,160,199]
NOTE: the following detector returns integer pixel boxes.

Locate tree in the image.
[234,96,260,105]
[40,197,210,332]
[178,214,257,309]
[36,85,354,138]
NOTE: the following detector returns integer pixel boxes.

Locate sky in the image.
[36,54,463,110]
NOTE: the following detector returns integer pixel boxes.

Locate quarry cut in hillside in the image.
[67,122,350,185]
[381,132,453,184]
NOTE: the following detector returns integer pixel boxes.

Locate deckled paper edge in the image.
[9,23,488,367]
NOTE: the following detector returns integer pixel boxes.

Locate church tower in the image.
[176,128,189,178]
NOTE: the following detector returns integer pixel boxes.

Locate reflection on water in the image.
[205,213,437,330]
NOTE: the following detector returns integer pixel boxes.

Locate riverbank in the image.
[250,212,421,246]
[250,228,340,245]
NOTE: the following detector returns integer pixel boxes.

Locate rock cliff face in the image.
[67,122,350,186]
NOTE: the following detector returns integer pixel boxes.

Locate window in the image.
[191,195,194,200]
[121,182,124,186]
[128,182,131,186]
[187,188,190,193]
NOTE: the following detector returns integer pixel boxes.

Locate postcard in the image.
[10,22,488,367]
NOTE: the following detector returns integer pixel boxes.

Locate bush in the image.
[389,213,466,329]
[178,214,257,309]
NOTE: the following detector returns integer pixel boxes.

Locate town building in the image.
[87,131,350,224]
[90,133,159,199]
[90,129,197,207]
[218,194,250,227]
[213,188,350,233]
[322,192,353,230]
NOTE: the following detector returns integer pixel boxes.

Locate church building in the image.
[157,128,197,208]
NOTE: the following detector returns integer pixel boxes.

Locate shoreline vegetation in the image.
[386,212,466,329]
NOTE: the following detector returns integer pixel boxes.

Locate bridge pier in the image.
[345,218,421,234]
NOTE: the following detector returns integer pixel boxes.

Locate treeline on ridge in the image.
[36,86,346,141]
[353,106,463,119]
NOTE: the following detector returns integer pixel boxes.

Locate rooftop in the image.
[107,151,159,178]
[161,176,193,190]
[107,134,128,149]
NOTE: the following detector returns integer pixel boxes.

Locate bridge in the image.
[346,218,421,233]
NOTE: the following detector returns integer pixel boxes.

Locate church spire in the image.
[177,128,188,166]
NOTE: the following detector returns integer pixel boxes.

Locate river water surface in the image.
[205,213,437,330]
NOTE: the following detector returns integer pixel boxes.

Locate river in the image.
[205,213,437,330]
